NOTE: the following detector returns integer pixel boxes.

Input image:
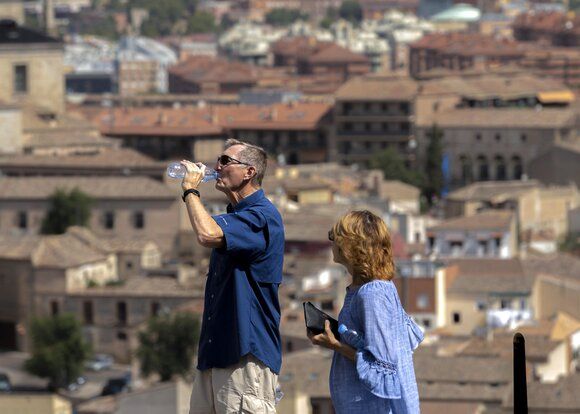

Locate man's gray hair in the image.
[224,138,267,186]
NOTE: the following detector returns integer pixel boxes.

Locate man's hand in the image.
[307,320,340,351]
[181,160,205,191]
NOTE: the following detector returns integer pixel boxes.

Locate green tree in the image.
[25,314,91,390]
[570,0,580,12]
[370,147,424,188]
[187,11,216,33]
[84,15,119,39]
[137,312,200,381]
[40,188,92,235]
[265,8,308,26]
[339,0,363,25]
[424,124,444,206]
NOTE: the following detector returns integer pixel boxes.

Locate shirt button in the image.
[208,316,211,321]
[210,294,214,299]
[208,339,212,344]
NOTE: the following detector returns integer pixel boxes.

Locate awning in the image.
[537,91,575,104]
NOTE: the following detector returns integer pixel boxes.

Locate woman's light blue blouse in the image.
[329,280,423,414]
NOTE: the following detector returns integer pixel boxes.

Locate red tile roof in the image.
[411,32,531,57]
[92,102,332,136]
[169,56,258,84]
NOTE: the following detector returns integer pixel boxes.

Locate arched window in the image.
[477,155,489,181]
[512,156,523,180]
[459,155,473,184]
[495,155,507,181]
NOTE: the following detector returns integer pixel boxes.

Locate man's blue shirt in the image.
[197,189,285,374]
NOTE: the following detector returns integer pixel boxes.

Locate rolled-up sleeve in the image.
[354,283,402,399]
[213,210,267,257]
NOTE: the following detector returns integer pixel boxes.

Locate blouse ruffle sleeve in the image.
[353,282,402,399]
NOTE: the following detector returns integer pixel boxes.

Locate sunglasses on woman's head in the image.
[328,230,335,241]
[217,154,252,166]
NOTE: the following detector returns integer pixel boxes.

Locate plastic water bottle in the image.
[338,324,365,350]
[166,162,218,182]
[274,385,284,405]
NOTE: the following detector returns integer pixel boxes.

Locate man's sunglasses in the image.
[217,154,252,166]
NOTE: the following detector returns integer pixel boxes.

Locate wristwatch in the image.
[182,188,200,202]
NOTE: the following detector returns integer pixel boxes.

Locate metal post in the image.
[513,332,528,414]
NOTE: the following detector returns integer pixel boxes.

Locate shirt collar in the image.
[227,189,265,213]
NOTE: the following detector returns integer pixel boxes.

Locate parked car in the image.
[0,372,11,392]
[84,354,114,371]
[101,372,132,396]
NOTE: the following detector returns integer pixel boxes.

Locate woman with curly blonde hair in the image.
[308,210,423,414]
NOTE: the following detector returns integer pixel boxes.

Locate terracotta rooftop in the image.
[93,102,332,136]
[446,258,532,295]
[335,75,419,101]
[0,233,106,269]
[415,353,512,384]
[0,148,164,170]
[513,11,580,35]
[278,348,333,398]
[503,372,580,411]
[0,176,175,200]
[169,56,258,84]
[429,210,514,232]
[379,180,420,202]
[410,32,530,57]
[447,180,541,202]
[68,276,202,298]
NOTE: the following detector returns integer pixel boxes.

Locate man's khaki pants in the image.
[189,355,278,414]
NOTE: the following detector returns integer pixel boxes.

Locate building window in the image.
[494,237,502,249]
[423,319,431,328]
[450,241,463,256]
[520,134,527,142]
[416,294,429,310]
[13,64,28,94]
[475,133,482,141]
[133,211,144,229]
[476,300,487,311]
[117,331,127,341]
[399,102,409,113]
[151,302,160,317]
[478,240,488,256]
[116,302,127,326]
[495,133,501,142]
[512,156,523,180]
[500,299,511,309]
[83,301,94,325]
[495,155,507,180]
[103,211,115,229]
[477,155,489,181]
[50,300,59,316]
[17,211,27,229]
[452,312,461,324]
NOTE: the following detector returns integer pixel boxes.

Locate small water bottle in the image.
[274,385,284,405]
[338,324,365,350]
[166,162,218,182]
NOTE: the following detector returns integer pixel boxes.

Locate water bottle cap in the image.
[338,324,347,334]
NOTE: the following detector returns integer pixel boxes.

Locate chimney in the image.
[44,0,57,37]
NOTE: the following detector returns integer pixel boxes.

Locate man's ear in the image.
[245,166,257,181]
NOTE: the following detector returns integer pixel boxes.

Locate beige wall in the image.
[535,342,569,383]
[0,1,24,24]
[0,198,180,255]
[0,106,22,154]
[538,187,579,237]
[0,47,64,114]
[445,294,486,335]
[533,275,580,321]
[0,259,34,350]
[0,394,72,414]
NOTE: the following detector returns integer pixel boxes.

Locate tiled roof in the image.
[169,56,258,84]
[513,11,580,35]
[24,131,117,150]
[418,381,507,402]
[93,102,332,136]
[421,402,482,414]
[278,348,333,398]
[0,176,175,200]
[429,210,513,232]
[503,373,580,411]
[379,180,420,201]
[410,32,529,57]
[447,180,541,202]
[335,75,419,101]
[446,258,532,295]
[0,148,163,169]
[67,226,157,254]
[0,233,107,269]
[458,335,561,361]
[522,252,580,281]
[424,107,577,129]
[308,43,369,64]
[68,276,202,298]
[414,353,512,384]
